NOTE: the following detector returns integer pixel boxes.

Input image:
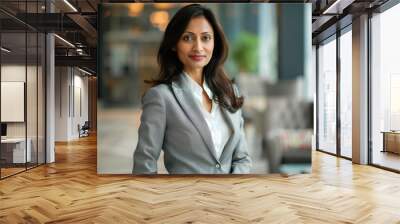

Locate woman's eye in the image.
[202,36,212,41]
[182,35,193,41]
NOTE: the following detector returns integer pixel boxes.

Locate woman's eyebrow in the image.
[183,31,213,35]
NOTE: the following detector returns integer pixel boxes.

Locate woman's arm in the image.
[231,111,252,174]
[132,87,166,174]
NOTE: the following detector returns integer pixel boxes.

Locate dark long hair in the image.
[148,4,243,112]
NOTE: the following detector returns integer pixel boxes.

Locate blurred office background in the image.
[98,3,313,174]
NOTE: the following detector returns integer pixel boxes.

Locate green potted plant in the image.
[232,31,259,75]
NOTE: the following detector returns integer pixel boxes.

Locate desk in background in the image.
[381,131,400,154]
[1,138,31,164]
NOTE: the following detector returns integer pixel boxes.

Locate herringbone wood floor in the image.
[1,135,400,224]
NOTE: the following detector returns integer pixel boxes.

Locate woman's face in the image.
[176,16,215,74]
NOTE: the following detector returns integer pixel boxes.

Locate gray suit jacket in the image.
[132,73,252,174]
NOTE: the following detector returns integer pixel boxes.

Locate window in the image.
[339,28,352,158]
[317,36,337,154]
[371,3,400,171]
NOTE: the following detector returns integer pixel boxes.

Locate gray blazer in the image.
[132,73,252,174]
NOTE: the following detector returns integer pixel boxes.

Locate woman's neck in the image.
[184,68,203,86]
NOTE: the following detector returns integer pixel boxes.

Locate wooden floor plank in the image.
[0,135,400,223]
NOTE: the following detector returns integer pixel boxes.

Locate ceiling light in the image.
[54,34,75,48]
[1,47,11,53]
[150,11,169,31]
[78,67,92,76]
[128,3,144,17]
[154,3,175,10]
[322,0,353,15]
[63,0,78,12]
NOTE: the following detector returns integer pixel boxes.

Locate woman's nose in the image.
[192,38,203,51]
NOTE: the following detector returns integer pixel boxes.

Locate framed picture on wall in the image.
[1,81,25,122]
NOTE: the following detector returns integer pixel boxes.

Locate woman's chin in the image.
[186,62,208,70]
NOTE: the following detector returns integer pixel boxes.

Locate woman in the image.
[133,4,252,174]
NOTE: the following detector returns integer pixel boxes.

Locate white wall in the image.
[1,65,26,81]
[55,67,89,141]
[73,73,89,136]
[55,66,69,141]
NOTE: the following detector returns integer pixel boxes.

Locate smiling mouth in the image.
[189,55,206,61]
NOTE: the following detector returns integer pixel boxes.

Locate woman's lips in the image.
[189,55,206,61]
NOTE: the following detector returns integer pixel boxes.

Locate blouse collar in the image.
[182,71,213,101]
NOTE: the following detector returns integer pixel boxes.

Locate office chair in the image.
[79,121,90,138]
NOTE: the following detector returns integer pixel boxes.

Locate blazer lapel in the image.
[171,74,218,161]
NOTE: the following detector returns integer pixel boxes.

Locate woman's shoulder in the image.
[147,83,170,94]
[142,84,172,101]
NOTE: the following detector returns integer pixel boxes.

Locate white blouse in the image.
[183,72,231,160]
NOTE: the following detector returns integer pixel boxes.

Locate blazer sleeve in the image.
[231,109,252,174]
[132,87,166,174]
